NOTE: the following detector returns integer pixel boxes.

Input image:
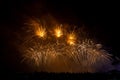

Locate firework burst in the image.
[67,32,76,45]
[54,25,63,38]
[18,17,114,73]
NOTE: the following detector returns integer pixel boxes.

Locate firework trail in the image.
[17,17,114,73]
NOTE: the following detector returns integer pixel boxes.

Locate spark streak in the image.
[35,26,46,38]
[54,25,63,38]
[67,32,76,45]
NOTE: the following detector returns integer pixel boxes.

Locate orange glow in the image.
[67,32,76,45]
[54,26,63,38]
[35,26,46,38]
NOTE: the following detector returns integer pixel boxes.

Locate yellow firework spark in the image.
[35,26,46,38]
[28,19,47,38]
[67,32,76,45]
[54,25,63,38]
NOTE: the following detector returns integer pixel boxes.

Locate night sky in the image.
[0,0,120,73]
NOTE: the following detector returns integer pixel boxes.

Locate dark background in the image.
[0,0,120,74]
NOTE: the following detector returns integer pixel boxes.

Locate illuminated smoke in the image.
[18,18,114,73]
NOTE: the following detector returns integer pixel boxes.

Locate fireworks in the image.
[18,18,114,73]
[54,25,63,38]
[67,32,76,45]
[35,26,46,38]
[29,19,47,38]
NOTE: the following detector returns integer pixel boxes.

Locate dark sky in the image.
[0,0,120,73]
